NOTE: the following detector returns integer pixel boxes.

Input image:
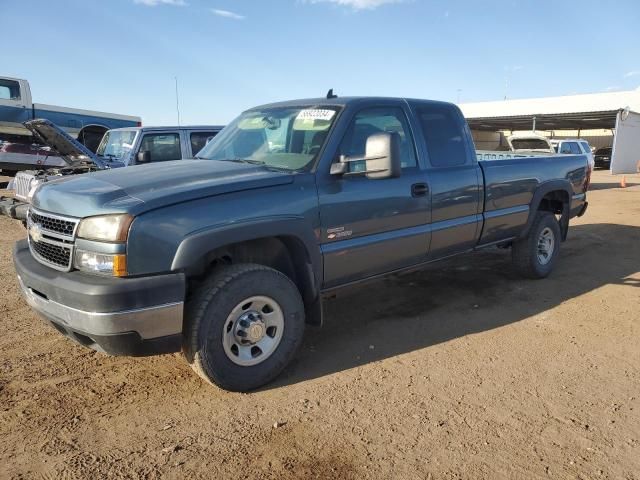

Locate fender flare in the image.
[171,215,323,303]
[520,180,573,240]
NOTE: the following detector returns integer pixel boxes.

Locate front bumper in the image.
[0,196,28,221]
[13,239,185,356]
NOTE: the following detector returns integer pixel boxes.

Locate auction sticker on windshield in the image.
[296,109,336,121]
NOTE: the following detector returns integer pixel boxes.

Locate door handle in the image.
[411,183,429,197]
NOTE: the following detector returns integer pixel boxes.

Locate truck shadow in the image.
[270,223,640,389]
[589,182,638,191]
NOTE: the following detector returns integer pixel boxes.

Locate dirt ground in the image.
[0,170,639,479]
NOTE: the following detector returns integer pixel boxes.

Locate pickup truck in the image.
[13,96,589,392]
[475,133,555,160]
[0,76,141,173]
[0,120,223,221]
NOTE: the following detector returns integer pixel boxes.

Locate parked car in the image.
[0,120,223,221]
[0,76,141,174]
[551,139,595,170]
[594,147,613,169]
[13,96,589,391]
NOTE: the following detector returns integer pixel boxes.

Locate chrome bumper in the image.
[18,275,183,340]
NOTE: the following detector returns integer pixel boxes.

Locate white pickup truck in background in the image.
[0,76,141,174]
[476,132,554,160]
[0,120,223,221]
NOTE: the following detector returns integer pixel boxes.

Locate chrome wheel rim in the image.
[222,295,284,366]
[536,227,555,265]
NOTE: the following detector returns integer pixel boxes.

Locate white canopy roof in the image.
[459,88,640,131]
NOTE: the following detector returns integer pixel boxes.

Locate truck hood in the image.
[23,119,115,169]
[31,159,295,217]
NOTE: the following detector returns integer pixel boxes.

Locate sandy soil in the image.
[0,170,639,479]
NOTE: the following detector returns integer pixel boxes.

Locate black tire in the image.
[183,263,305,392]
[512,211,561,279]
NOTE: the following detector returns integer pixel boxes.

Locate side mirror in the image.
[136,151,151,164]
[330,132,401,179]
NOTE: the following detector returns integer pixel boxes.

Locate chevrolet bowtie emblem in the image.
[29,223,44,243]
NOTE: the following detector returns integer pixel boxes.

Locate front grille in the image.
[27,208,79,271]
[30,210,77,236]
[30,239,72,268]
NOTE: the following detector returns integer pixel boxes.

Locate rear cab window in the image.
[510,138,551,151]
[416,104,468,167]
[559,142,582,154]
[568,142,582,154]
[0,79,21,101]
[190,131,219,156]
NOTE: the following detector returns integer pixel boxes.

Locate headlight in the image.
[74,249,127,277]
[77,214,133,242]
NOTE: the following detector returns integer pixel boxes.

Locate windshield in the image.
[510,138,552,151]
[197,106,340,171]
[96,130,138,159]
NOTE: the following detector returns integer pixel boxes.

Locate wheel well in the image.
[189,236,317,312]
[538,190,569,214]
[537,190,570,240]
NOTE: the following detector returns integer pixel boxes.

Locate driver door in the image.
[317,105,431,289]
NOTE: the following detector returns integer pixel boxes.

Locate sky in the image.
[3,0,640,125]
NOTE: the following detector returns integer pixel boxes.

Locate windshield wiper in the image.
[215,158,293,172]
[213,158,271,167]
[223,158,266,165]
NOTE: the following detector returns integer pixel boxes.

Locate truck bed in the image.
[478,154,589,245]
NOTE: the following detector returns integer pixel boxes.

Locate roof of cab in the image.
[108,125,224,133]
[250,96,457,111]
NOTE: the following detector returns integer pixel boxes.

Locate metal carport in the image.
[459,89,640,174]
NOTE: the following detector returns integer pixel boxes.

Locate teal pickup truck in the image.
[13,95,589,391]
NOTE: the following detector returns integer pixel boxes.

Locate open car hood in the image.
[22,119,107,169]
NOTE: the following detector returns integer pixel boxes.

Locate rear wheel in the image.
[512,211,561,279]
[183,263,305,392]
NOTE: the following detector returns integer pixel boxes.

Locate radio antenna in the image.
[175,76,181,126]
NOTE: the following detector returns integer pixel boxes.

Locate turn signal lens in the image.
[74,250,127,277]
[113,254,127,277]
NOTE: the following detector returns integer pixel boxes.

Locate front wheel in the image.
[183,263,305,392]
[512,211,561,279]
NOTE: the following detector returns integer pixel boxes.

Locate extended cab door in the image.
[410,102,482,259]
[317,103,431,288]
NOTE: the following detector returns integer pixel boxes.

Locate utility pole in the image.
[175,76,181,126]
